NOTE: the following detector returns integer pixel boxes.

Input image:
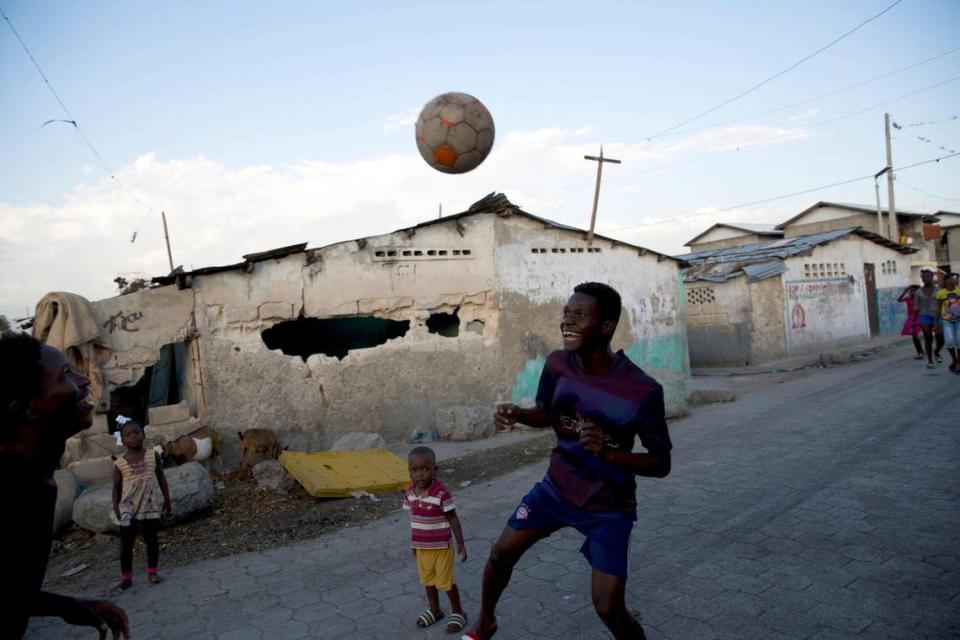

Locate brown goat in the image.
[237,428,281,476]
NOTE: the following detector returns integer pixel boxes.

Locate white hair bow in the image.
[115,415,132,426]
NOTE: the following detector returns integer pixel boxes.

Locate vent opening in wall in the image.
[262,316,410,361]
[686,287,716,306]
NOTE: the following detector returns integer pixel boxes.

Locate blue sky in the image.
[1,0,959,320]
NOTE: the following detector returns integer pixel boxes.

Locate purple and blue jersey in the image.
[536,350,672,512]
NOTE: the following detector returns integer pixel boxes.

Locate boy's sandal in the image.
[417,609,445,628]
[460,627,497,640]
[446,613,467,633]
[936,355,944,363]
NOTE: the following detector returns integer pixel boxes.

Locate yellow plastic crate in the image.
[279,448,409,497]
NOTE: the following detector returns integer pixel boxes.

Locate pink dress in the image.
[900,296,921,336]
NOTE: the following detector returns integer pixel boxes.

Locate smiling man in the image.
[0,331,130,639]
[462,282,672,640]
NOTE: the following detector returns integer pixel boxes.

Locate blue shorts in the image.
[506,482,636,578]
[919,314,937,326]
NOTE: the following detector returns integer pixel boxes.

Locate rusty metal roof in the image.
[678,227,916,283]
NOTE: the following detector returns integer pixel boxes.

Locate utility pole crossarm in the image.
[583,145,622,245]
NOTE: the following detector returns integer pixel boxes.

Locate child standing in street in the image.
[898,285,924,359]
[403,446,468,633]
[111,416,171,593]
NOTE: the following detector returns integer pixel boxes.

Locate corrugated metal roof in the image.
[742,260,788,282]
[678,227,915,283]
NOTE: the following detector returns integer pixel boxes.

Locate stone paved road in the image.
[27,346,960,639]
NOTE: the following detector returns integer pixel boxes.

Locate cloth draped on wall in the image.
[148,342,187,408]
[33,292,111,411]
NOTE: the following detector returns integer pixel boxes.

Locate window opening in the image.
[261,316,410,360]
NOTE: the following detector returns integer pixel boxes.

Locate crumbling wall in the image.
[493,217,689,416]
[92,286,197,414]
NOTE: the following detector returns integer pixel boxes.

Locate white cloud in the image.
[0,122,814,320]
[383,108,419,133]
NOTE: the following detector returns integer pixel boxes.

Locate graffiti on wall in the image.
[791,303,806,330]
[103,311,143,333]
[786,278,854,301]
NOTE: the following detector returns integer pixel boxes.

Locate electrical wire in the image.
[604,75,960,187]
[1,7,161,242]
[600,151,960,232]
[896,115,959,128]
[626,46,960,143]
[894,177,960,203]
[630,0,905,143]
[892,117,957,154]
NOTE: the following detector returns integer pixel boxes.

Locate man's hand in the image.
[494,404,521,431]
[457,544,468,563]
[162,498,172,517]
[578,421,605,457]
[61,599,130,640]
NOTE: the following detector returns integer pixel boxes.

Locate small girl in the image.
[111,416,171,592]
[898,285,923,359]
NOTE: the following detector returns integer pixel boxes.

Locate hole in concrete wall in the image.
[465,319,485,335]
[426,308,460,337]
[261,316,411,360]
[107,341,188,429]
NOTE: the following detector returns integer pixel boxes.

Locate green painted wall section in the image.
[510,354,546,405]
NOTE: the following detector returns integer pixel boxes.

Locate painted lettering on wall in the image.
[787,279,853,301]
[791,303,806,330]
[103,311,143,333]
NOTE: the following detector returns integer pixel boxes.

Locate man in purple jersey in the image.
[462,283,672,640]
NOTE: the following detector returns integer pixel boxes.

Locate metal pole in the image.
[884,113,899,242]
[874,177,883,234]
[161,211,175,272]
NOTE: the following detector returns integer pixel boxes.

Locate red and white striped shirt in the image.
[403,480,455,549]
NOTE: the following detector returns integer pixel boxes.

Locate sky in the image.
[1,0,959,322]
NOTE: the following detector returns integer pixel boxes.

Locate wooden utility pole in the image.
[161,211,175,273]
[884,113,899,243]
[584,145,621,244]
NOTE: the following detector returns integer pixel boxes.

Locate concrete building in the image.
[775,202,945,270]
[679,228,915,367]
[72,194,689,456]
[684,223,783,252]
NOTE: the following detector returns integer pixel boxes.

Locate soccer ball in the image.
[415,92,495,174]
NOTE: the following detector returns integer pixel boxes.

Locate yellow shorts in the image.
[415,546,454,591]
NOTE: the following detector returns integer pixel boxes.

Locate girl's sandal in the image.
[446,613,467,633]
[416,609,445,628]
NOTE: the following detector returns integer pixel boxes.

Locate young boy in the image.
[463,282,672,640]
[404,446,468,633]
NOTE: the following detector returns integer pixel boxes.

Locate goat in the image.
[237,428,281,477]
[162,426,222,475]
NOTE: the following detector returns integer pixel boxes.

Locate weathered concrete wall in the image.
[689,233,766,252]
[749,275,788,362]
[89,212,688,445]
[685,279,752,367]
[494,217,688,415]
[92,286,197,411]
[858,239,912,336]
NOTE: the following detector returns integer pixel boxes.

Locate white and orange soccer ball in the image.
[415,92,495,174]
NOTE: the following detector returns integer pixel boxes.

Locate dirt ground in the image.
[45,432,555,595]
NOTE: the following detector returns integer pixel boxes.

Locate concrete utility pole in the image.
[884,113,899,243]
[583,145,621,245]
[874,167,889,235]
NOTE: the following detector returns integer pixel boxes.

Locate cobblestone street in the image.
[28,346,960,639]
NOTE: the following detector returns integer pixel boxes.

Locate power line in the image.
[897,115,959,128]
[605,75,960,187]
[626,46,960,143]
[894,177,960,203]
[600,151,960,233]
[1,7,160,241]
[634,0,904,142]
[892,117,957,154]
